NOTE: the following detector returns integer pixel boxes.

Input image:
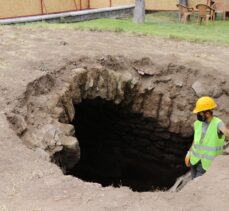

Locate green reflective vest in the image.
[190,117,225,171]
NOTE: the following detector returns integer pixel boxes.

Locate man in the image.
[185,96,229,179]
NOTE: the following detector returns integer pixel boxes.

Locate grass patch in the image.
[20,12,229,45]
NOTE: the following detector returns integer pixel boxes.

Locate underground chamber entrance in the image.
[67,98,192,192]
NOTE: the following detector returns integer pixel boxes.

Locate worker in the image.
[185,96,229,179]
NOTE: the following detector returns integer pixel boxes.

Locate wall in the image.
[0,0,89,19]
[43,0,76,13]
[0,0,228,19]
[91,0,229,11]
[0,0,42,18]
[90,0,111,8]
[111,0,134,7]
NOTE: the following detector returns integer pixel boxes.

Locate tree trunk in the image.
[133,0,145,24]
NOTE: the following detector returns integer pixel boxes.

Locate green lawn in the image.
[22,12,229,45]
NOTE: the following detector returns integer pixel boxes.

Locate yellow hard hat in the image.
[193,96,217,113]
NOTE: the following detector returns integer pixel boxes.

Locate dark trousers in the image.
[190,161,206,179]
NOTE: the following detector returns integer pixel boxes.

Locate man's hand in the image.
[185,151,191,167]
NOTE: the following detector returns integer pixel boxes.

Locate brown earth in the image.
[0,26,229,211]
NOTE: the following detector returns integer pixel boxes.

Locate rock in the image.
[174,80,183,87]
[85,76,94,91]
[158,95,172,128]
[72,68,87,75]
[54,136,80,170]
[65,99,75,122]
[107,71,119,100]
[70,68,87,102]
[34,148,50,161]
[97,70,110,99]
[52,107,65,119]
[222,80,229,95]
[23,125,80,170]
[131,94,145,113]
[23,130,44,149]
[54,122,75,136]
[192,79,223,98]
[60,97,75,123]
[6,113,27,136]
[41,124,62,147]
[22,124,63,151]
[215,94,229,126]
[25,73,55,96]
[143,92,162,119]
[169,113,181,134]
[61,136,79,150]
[114,74,126,104]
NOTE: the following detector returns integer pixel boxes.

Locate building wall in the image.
[43,0,76,13]
[82,0,90,9]
[0,0,228,19]
[0,0,89,19]
[91,0,229,11]
[0,0,42,18]
[90,0,110,8]
[111,0,135,7]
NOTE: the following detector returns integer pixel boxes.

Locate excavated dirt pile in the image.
[7,56,229,193]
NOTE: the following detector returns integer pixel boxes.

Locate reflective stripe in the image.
[193,144,224,152]
[192,150,215,161]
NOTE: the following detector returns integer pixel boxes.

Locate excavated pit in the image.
[8,56,228,193]
[68,98,192,192]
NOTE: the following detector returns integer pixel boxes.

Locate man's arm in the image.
[220,126,229,137]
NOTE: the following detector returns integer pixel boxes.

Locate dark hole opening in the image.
[68,97,192,192]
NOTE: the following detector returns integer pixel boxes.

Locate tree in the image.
[133,0,145,24]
